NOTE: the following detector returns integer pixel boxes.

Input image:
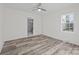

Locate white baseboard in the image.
[4,34,41,42]
[42,33,79,45]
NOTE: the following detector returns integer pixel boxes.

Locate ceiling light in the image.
[38,8,41,11]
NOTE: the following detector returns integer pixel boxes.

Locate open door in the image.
[27,18,33,36]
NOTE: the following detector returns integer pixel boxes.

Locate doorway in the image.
[27,18,33,36]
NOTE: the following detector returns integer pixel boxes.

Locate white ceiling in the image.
[1,3,79,13]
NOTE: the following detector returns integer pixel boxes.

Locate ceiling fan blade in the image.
[41,8,47,11]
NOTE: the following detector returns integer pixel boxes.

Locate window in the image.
[61,13,74,32]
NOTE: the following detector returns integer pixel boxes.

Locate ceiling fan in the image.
[33,3,47,12]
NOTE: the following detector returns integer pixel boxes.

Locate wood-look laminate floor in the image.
[0,34,79,55]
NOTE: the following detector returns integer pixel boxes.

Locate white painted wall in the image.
[43,6,79,45]
[3,7,42,41]
[0,6,4,52]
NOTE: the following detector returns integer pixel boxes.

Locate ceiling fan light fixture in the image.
[38,8,41,11]
[33,3,46,12]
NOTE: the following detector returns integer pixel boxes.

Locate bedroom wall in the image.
[0,6,4,52]
[3,7,42,41]
[43,6,79,45]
